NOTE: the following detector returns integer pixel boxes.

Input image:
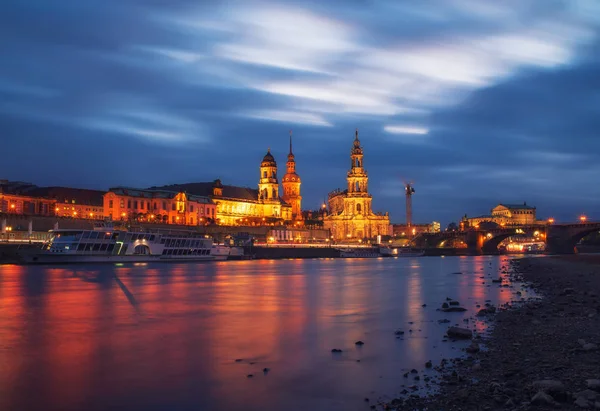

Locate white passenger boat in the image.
[210,244,248,261]
[19,221,217,264]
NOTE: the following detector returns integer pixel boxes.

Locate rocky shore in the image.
[390,256,600,410]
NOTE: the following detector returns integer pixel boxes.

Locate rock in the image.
[247,374,254,378]
[449,300,460,306]
[395,330,405,335]
[234,358,243,362]
[492,278,502,283]
[533,380,566,396]
[587,379,600,391]
[442,306,467,312]
[442,302,449,309]
[422,304,427,307]
[263,368,270,373]
[574,396,590,408]
[414,375,420,381]
[438,319,450,324]
[466,342,480,353]
[364,398,369,402]
[331,348,342,353]
[562,287,575,295]
[447,327,473,339]
[583,343,598,352]
[410,369,418,374]
[531,391,555,405]
[355,340,365,346]
[576,390,598,401]
[455,388,468,399]
[425,360,432,368]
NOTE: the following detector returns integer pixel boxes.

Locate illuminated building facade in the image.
[27,187,105,219]
[323,130,390,240]
[0,180,56,216]
[103,187,215,226]
[462,203,540,228]
[151,149,293,226]
[281,132,302,221]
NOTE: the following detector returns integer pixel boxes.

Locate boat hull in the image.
[19,252,215,265]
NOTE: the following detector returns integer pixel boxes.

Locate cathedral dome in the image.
[261,149,277,166]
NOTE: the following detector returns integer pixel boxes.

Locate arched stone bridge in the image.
[414,222,600,254]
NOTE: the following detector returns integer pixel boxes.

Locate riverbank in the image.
[393,255,600,410]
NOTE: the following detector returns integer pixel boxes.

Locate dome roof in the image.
[261,149,277,166]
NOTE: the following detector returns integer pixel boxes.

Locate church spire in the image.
[355,128,359,141]
[289,130,293,154]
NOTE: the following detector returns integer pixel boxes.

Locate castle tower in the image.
[258,148,279,200]
[282,131,302,220]
[347,129,369,195]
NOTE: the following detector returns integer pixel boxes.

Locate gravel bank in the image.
[389,256,600,410]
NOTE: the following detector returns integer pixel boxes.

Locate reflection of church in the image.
[323,130,390,240]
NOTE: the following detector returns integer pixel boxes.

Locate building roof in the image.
[0,180,37,195]
[108,186,213,204]
[149,182,290,206]
[498,203,536,210]
[23,186,106,206]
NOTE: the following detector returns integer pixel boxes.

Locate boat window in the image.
[150,235,155,241]
[89,232,99,240]
[82,232,91,239]
[77,243,86,251]
[107,244,115,252]
[160,237,165,244]
[100,243,108,251]
[93,244,101,251]
[125,234,132,242]
[112,233,119,240]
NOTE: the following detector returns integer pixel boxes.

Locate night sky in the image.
[1,0,599,225]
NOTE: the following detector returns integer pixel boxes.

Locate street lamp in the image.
[548,218,555,224]
[580,215,587,223]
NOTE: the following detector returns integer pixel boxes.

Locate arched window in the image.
[356,203,362,214]
[355,181,360,192]
[263,171,267,178]
[272,171,276,178]
[272,188,277,198]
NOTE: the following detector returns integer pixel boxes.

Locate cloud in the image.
[384,125,429,135]
[242,110,332,127]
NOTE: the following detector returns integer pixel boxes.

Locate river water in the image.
[0,256,532,411]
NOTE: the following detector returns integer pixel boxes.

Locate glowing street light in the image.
[580,215,587,222]
[548,218,555,224]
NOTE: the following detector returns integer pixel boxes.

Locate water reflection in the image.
[0,256,532,411]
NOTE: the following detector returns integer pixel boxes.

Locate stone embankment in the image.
[391,256,600,410]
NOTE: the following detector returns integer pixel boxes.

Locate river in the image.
[0,256,532,411]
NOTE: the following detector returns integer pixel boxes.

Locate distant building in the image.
[323,130,390,241]
[462,203,540,228]
[104,187,215,226]
[0,181,55,216]
[392,222,440,237]
[150,147,294,226]
[27,186,105,219]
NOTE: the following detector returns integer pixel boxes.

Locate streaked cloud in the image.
[242,110,332,127]
[384,125,429,135]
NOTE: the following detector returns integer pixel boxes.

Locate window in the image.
[162,201,166,210]
[127,200,131,208]
[172,216,176,223]
[153,202,157,210]
[356,203,362,214]
[190,217,194,225]
[355,181,360,192]
[120,199,124,208]
[172,203,176,211]
[190,205,194,212]
[200,206,204,215]
[147,201,150,210]
[140,202,144,210]
[263,171,267,178]
[109,200,113,209]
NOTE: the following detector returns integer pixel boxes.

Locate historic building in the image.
[323,130,390,240]
[150,148,293,226]
[281,132,302,221]
[0,180,56,216]
[103,187,215,226]
[462,203,540,228]
[27,186,105,219]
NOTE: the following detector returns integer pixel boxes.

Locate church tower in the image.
[282,131,302,220]
[347,129,369,195]
[258,149,279,200]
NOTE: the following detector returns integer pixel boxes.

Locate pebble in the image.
[587,379,600,391]
[355,340,365,346]
[331,348,342,353]
[447,327,473,339]
[531,390,555,405]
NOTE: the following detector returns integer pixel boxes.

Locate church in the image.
[323,130,390,241]
[147,133,302,226]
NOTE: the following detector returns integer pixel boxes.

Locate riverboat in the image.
[338,248,382,258]
[19,221,218,264]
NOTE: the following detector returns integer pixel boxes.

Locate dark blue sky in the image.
[2,0,599,225]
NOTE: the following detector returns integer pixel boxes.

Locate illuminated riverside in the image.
[0,256,533,411]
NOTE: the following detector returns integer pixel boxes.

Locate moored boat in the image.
[380,247,424,257]
[19,221,216,264]
[338,248,382,258]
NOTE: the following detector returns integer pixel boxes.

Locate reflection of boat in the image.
[338,248,382,258]
[19,221,216,264]
[380,247,424,257]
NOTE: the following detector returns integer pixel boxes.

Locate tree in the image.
[447,222,458,232]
